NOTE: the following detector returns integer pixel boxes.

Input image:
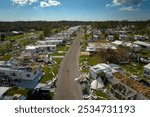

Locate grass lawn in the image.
[51,52,66,56]
[5,35,24,41]
[0,54,12,61]
[53,58,63,65]
[139,50,150,58]
[5,33,34,41]
[120,62,145,77]
[56,45,70,51]
[80,55,99,66]
[40,58,62,83]
[5,87,29,96]
[80,55,99,73]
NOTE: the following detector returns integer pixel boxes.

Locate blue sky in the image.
[0,0,150,21]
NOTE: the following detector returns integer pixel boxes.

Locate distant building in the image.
[107,35,114,41]
[86,42,117,55]
[144,63,150,78]
[119,34,129,40]
[11,31,24,36]
[134,35,146,41]
[25,45,56,54]
[37,40,63,45]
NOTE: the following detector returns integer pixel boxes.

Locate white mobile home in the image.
[0,62,43,81]
[25,46,37,54]
[37,40,63,45]
[25,45,56,54]
[144,63,150,78]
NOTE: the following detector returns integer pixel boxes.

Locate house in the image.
[134,41,150,50]
[119,34,129,40]
[25,45,56,54]
[0,94,26,100]
[11,31,24,36]
[86,43,117,51]
[144,63,150,78]
[0,61,43,82]
[86,43,117,55]
[107,35,114,41]
[118,31,127,35]
[134,35,146,41]
[37,40,63,45]
[122,42,141,52]
[25,46,37,54]
[112,40,123,47]
[89,63,113,80]
[37,45,56,53]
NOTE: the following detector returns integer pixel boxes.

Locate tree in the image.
[0,33,6,41]
[114,34,119,40]
[39,33,44,40]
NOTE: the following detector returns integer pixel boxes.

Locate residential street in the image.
[54,30,84,100]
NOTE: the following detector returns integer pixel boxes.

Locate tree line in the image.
[0,21,89,32]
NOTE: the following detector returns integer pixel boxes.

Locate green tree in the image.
[114,34,119,40]
[39,33,44,40]
[0,33,6,41]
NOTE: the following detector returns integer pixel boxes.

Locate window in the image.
[10,72,16,76]
[52,47,55,50]
[26,74,30,78]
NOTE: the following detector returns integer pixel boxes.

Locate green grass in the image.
[139,50,150,58]
[80,55,99,73]
[5,35,24,41]
[5,87,29,96]
[19,39,34,46]
[5,33,34,41]
[40,58,62,83]
[56,45,70,51]
[40,66,54,83]
[53,58,63,65]
[0,54,12,61]
[96,90,110,100]
[120,62,145,77]
[80,55,99,66]
[51,52,66,56]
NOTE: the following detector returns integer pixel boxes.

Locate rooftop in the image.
[26,46,37,50]
[90,63,111,73]
[144,63,150,69]
[112,40,123,45]
[134,41,150,47]
[0,87,10,97]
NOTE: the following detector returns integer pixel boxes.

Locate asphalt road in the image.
[54,30,84,100]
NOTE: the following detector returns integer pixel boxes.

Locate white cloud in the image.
[119,6,138,12]
[40,0,61,7]
[113,0,141,5]
[105,4,111,7]
[106,0,142,7]
[106,0,142,12]
[12,0,61,7]
[12,0,37,6]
